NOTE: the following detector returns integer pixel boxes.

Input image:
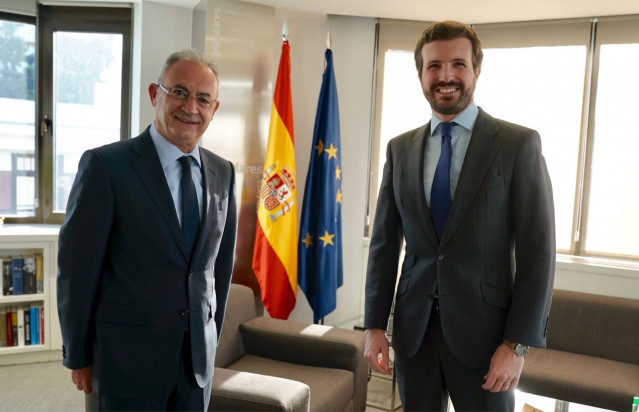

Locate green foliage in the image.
[0,20,115,105]
[0,21,35,100]
[54,33,114,105]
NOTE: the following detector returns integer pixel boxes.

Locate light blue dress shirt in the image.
[149,121,204,225]
[424,103,479,206]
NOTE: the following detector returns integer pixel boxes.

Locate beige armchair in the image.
[86,283,368,411]
[211,283,368,411]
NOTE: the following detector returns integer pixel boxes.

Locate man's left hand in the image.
[482,343,524,392]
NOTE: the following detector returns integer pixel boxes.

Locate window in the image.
[371,16,639,261]
[473,19,591,253]
[0,13,36,219]
[0,5,131,224]
[582,16,639,258]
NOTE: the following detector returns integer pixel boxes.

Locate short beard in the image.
[424,81,475,115]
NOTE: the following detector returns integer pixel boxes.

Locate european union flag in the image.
[298,48,343,324]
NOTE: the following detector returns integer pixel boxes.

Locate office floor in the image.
[0,360,394,412]
[0,360,614,412]
[0,360,84,412]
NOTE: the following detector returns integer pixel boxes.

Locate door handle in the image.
[40,115,52,137]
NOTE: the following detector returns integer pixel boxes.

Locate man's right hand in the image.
[364,328,392,375]
[71,366,94,394]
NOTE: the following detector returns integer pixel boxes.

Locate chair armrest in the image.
[210,367,310,411]
[239,317,368,411]
[240,317,364,369]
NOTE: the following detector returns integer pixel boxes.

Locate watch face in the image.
[514,343,529,356]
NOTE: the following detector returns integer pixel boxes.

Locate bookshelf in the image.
[0,224,61,365]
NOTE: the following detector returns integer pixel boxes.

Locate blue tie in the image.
[431,122,455,241]
[179,156,200,257]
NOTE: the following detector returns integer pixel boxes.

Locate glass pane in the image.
[377,50,430,191]
[0,19,36,218]
[475,46,586,251]
[53,31,123,212]
[584,43,639,257]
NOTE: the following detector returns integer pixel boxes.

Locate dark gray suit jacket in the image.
[57,127,237,398]
[364,108,555,369]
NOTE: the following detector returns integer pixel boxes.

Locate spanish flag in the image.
[252,39,298,319]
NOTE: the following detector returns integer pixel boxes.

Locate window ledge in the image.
[0,223,61,242]
[556,253,639,279]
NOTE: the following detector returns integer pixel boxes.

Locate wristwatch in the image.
[504,340,529,357]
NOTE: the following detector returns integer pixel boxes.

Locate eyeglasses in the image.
[156,83,217,109]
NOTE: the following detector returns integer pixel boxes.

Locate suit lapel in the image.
[404,123,439,246]
[441,108,500,246]
[130,131,187,259]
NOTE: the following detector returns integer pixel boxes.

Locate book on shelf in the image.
[11,257,24,295]
[31,304,44,345]
[35,254,44,294]
[2,259,11,296]
[17,306,25,346]
[0,306,6,347]
[30,305,38,345]
[23,305,31,346]
[5,307,12,347]
[23,256,37,295]
[40,305,44,344]
[0,305,44,347]
[11,306,18,346]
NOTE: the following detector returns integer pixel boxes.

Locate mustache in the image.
[433,81,463,89]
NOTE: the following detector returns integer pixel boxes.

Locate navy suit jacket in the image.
[57,127,237,398]
[364,108,555,369]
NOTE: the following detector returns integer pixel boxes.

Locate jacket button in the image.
[181,309,189,316]
[437,254,445,261]
[189,270,193,276]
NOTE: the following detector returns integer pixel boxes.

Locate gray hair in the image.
[157,48,220,96]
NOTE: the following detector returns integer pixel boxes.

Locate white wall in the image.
[0,0,35,15]
[133,0,194,134]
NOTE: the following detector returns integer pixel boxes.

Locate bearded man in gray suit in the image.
[364,21,555,411]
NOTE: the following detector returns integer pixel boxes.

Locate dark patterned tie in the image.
[179,156,200,257]
[431,122,455,241]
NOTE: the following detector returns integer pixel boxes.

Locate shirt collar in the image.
[149,121,201,168]
[430,103,479,135]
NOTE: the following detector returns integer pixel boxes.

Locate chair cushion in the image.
[227,354,354,412]
[211,367,310,411]
[520,347,639,411]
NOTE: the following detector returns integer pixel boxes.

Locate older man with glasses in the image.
[57,48,237,411]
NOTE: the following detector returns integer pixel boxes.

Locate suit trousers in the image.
[98,331,212,411]
[394,302,515,412]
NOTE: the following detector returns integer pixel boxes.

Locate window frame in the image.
[0,5,132,225]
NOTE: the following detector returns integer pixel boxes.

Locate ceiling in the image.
[156,0,639,24]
